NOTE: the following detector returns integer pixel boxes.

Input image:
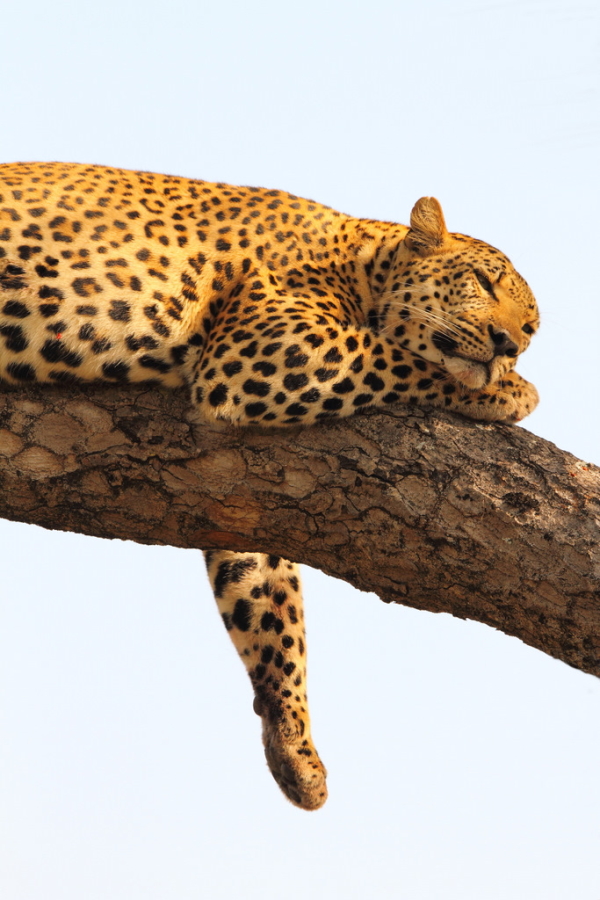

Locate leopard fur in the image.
[0,162,540,810]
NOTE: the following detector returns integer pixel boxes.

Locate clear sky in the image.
[0,1,599,898]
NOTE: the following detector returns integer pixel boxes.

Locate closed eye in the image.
[475,270,494,295]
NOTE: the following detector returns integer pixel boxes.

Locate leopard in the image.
[0,162,540,811]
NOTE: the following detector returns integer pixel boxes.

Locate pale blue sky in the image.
[0,1,599,898]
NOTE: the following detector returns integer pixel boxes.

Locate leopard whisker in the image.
[378,308,465,341]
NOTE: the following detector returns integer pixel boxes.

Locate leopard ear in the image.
[405,197,448,256]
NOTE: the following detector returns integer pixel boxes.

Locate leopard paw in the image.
[453,372,539,423]
[255,702,327,810]
[493,375,540,422]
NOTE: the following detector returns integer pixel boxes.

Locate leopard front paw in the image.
[263,728,328,811]
[453,372,539,423]
[494,375,539,422]
[254,697,327,810]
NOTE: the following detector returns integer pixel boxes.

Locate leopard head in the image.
[378,197,539,390]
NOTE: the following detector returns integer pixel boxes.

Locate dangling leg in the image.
[204,550,327,810]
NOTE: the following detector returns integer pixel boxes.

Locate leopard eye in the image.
[475,270,494,294]
[522,323,535,335]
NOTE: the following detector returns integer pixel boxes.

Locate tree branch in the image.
[1,384,598,676]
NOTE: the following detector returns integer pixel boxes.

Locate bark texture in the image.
[0,383,598,676]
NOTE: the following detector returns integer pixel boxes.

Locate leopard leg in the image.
[204,550,327,810]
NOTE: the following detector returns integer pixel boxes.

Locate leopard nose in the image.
[488,324,518,358]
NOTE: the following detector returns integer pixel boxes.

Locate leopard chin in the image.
[443,355,490,390]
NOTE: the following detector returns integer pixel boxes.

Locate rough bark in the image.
[0,383,598,676]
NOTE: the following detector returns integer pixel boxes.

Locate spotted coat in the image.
[0,162,540,809]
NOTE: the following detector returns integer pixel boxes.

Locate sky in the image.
[0,1,599,898]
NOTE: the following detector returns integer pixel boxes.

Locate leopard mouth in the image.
[443,354,491,390]
[431,330,492,389]
[431,332,496,389]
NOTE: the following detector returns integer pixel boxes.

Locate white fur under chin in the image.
[444,356,489,390]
